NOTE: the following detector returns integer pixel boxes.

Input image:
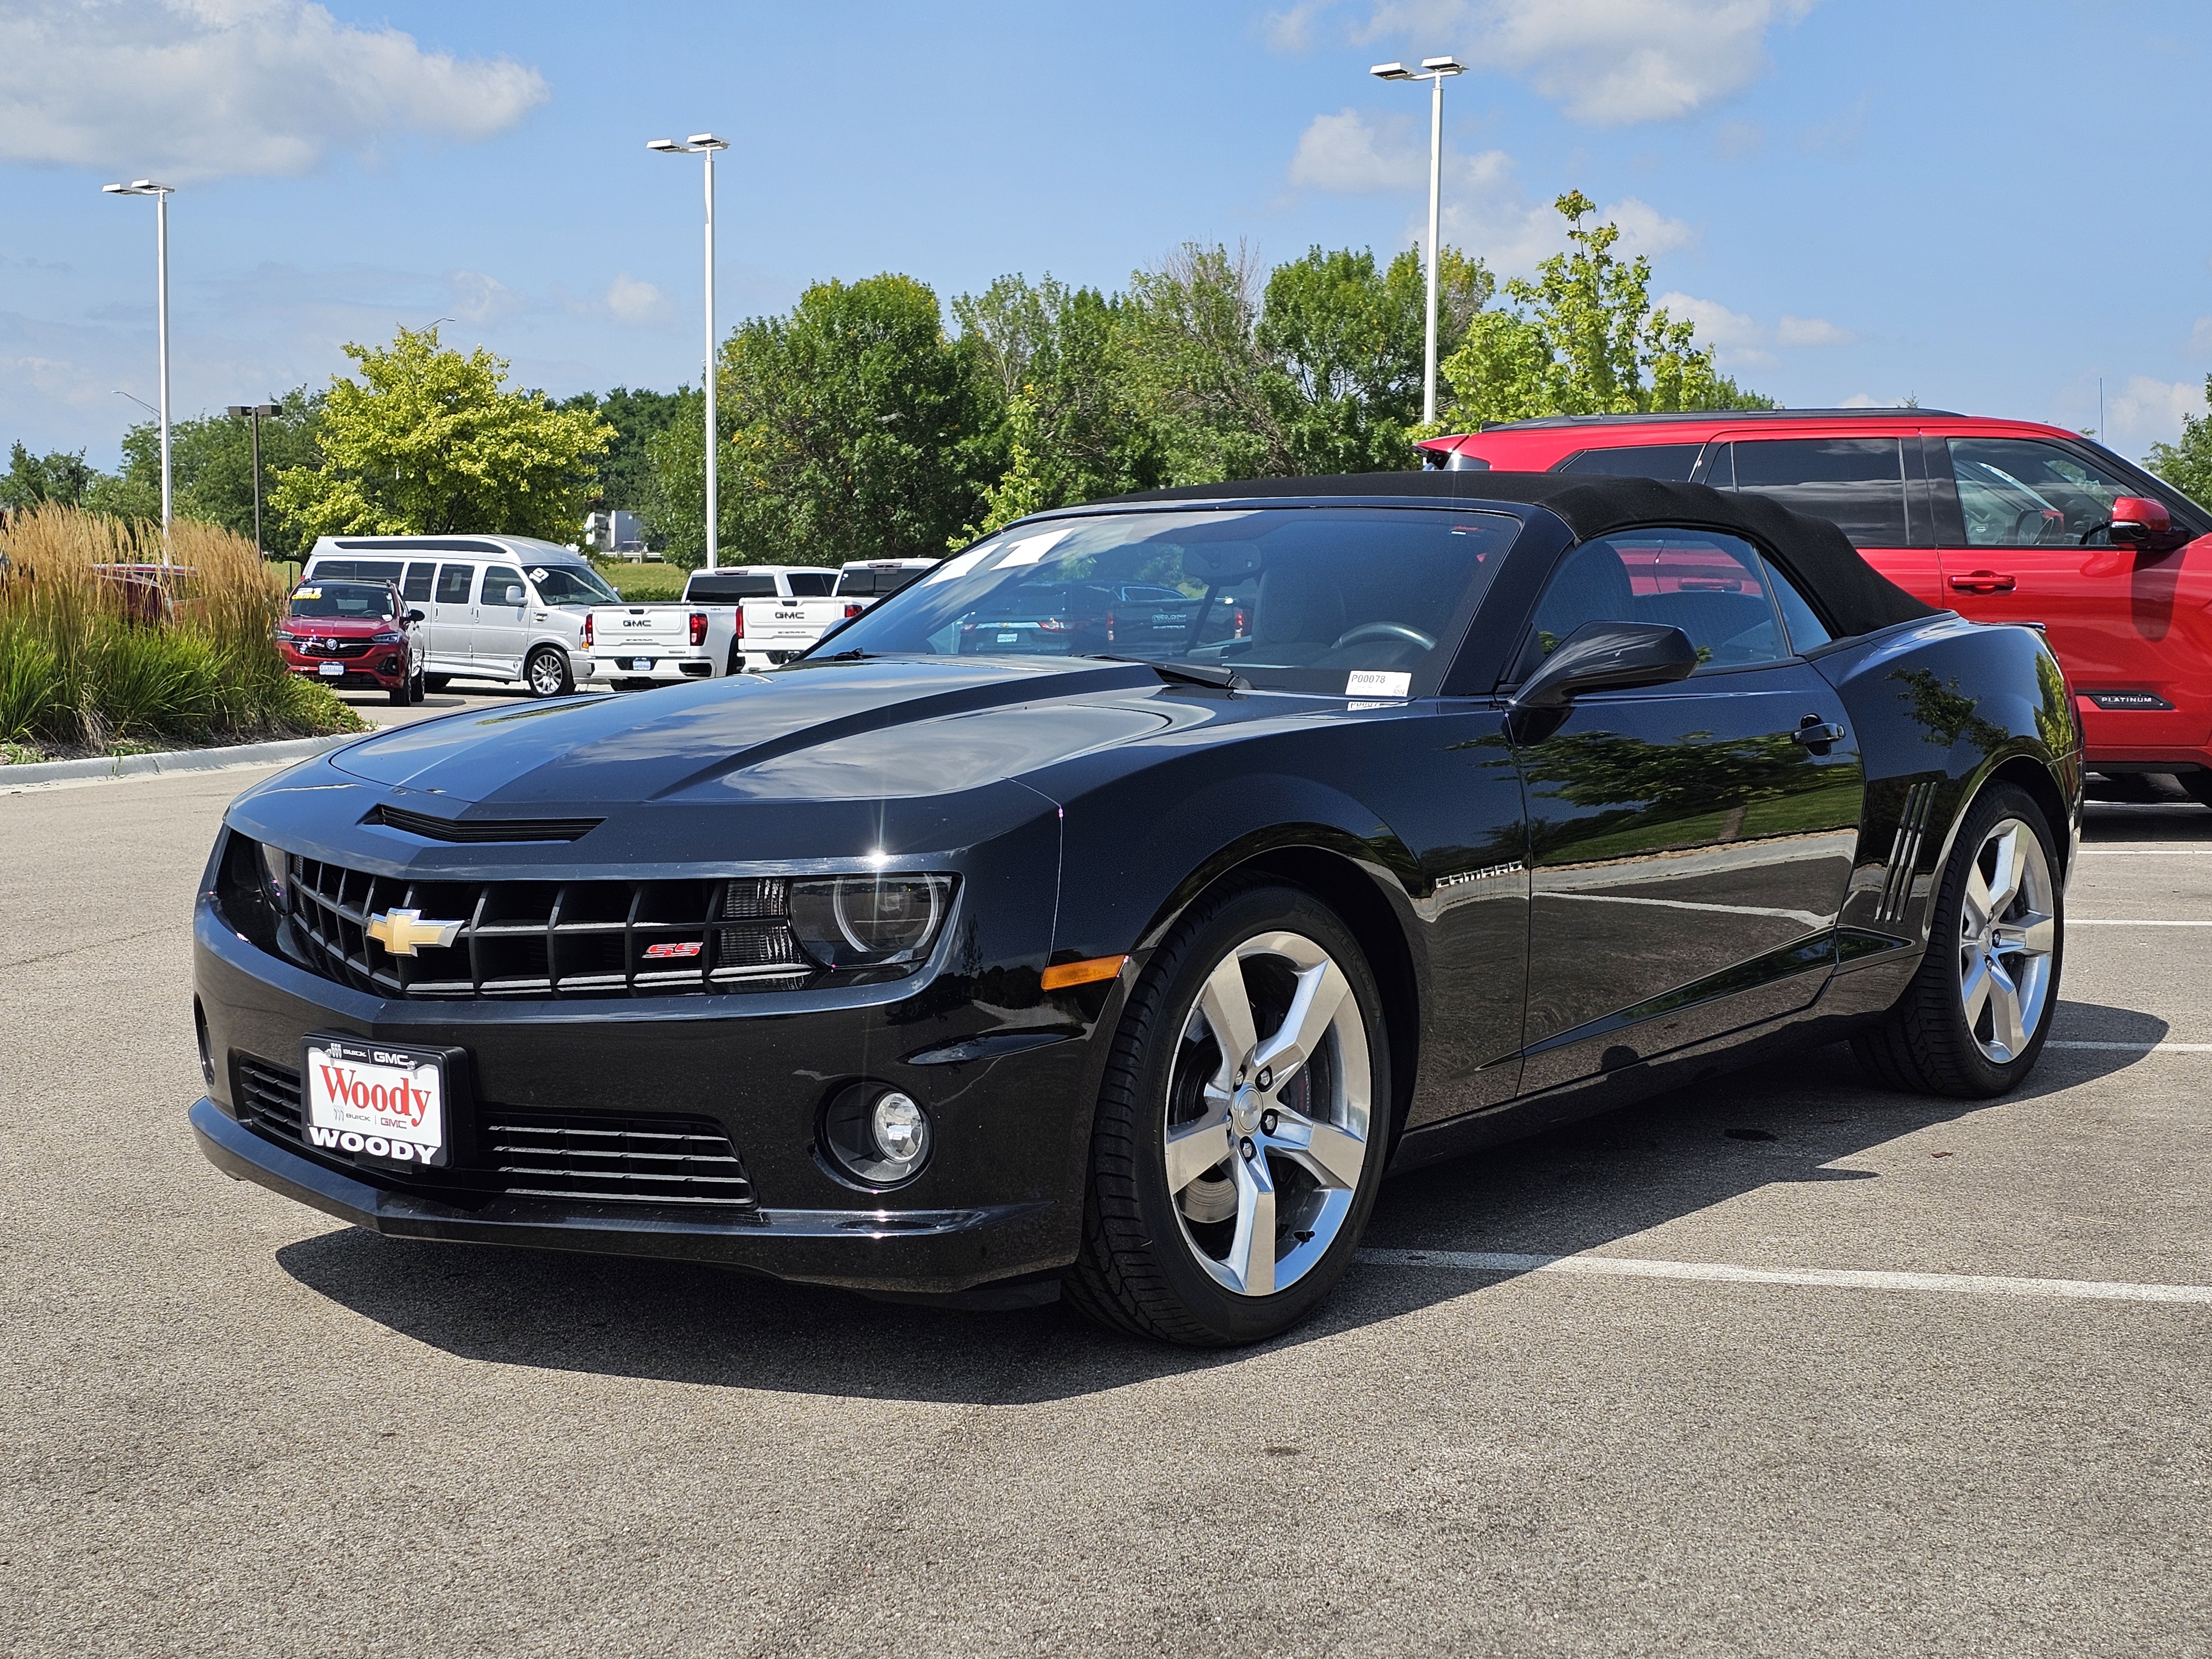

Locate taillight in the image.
[843,603,864,620]
[1233,607,1247,637]
[1105,609,1118,644]
[734,608,744,638]
[581,615,593,647]
[689,612,708,646]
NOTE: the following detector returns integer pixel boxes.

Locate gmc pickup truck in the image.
[586,560,940,685]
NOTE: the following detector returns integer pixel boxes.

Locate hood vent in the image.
[368,804,604,843]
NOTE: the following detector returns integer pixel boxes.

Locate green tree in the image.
[270,327,612,545]
[2145,374,2212,509]
[954,274,1164,534]
[1117,241,1291,484]
[1,443,99,511]
[1439,192,1771,430]
[709,274,1001,567]
[88,392,327,551]
[559,385,691,523]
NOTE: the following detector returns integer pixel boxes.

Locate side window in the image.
[1760,557,1833,653]
[1552,442,1703,481]
[1730,438,1909,548]
[401,562,435,602]
[1949,438,2135,545]
[1515,529,1786,680]
[435,563,476,604]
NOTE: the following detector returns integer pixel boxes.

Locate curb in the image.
[0,732,364,794]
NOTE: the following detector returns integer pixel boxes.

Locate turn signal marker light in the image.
[1041,954,1126,991]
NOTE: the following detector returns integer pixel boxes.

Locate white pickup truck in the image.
[587,560,940,685]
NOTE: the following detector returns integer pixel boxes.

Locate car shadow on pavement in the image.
[276,1011,2165,1405]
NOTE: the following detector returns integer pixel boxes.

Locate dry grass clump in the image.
[0,504,366,758]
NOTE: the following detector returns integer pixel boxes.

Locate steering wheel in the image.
[1331,620,1436,652]
[2078,521,2114,546]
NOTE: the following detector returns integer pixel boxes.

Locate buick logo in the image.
[367,908,463,956]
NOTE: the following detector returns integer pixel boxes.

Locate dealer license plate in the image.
[318,661,345,676]
[627,656,653,671]
[302,1036,448,1166]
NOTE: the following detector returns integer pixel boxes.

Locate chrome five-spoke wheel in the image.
[1163,930,1373,1298]
[1957,816,2056,1065]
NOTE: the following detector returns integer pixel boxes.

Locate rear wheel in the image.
[407,665,425,704]
[1851,782,2062,1097]
[2179,771,2212,810]
[727,643,744,676]
[422,674,450,694]
[525,646,573,698]
[1065,881,1390,1347]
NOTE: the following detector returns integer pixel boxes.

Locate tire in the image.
[1063,881,1392,1347]
[422,675,450,693]
[525,646,573,699]
[407,665,425,704]
[727,643,744,677]
[2179,771,2212,810]
[1851,782,2063,1098]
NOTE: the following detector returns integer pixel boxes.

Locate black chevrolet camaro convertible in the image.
[190,474,2080,1345]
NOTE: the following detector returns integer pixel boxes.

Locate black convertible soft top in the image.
[1103,471,1940,640]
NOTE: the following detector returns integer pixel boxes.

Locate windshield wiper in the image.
[1080,654,1246,691]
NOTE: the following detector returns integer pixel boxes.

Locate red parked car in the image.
[1420,410,2212,805]
[276,578,425,706]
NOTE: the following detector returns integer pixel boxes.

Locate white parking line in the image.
[2080,849,2212,855]
[2070,920,2212,927]
[1356,1249,2212,1305]
[2047,1040,2212,1053]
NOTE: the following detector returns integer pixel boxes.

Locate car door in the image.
[428,562,477,671]
[1930,433,2212,761]
[1704,431,1944,607]
[472,565,531,677]
[1507,528,1865,1093]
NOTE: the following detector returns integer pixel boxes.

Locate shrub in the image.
[0,503,367,758]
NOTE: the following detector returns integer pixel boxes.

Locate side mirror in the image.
[2108,495,2172,546]
[501,585,526,606]
[1510,620,1699,712]
[405,608,425,624]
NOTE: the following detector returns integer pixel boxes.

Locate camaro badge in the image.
[367,908,463,956]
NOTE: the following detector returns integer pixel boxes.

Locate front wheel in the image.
[1851,782,2063,1097]
[525,646,573,698]
[1065,882,1391,1347]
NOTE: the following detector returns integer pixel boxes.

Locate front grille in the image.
[367,804,604,843]
[283,854,805,999]
[295,638,373,658]
[233,1056,754,1209]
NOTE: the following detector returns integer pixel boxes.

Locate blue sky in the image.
[5,0,2209,470]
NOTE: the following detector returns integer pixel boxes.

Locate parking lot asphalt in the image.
[3,770,2208,1657]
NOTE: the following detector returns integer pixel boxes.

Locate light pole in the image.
[1370,58,1465,425]
[102,179,176,531]
[226,402,283,557]
[648,133,731,571]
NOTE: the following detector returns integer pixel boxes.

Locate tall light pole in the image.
[1370,59,1464,425]
[648,133,730,571]
[102,180,177,531]
[226,402,283,557]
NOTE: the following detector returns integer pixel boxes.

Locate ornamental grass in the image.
[0,504,366,758]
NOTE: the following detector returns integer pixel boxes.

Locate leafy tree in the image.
[1,443,98,511]
[2146,374,2212,509]
[1117,241,1292,484]
[1439,192,1771,430]
[270,327,612,546]
[710,274,1001,567]
[954,274,1163,535]
[559,385,691,521]
[89,392,327,551]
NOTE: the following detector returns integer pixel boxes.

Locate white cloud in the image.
[1606,197,1694,258]
[2187,316,2212,356]
[2105,375,2203,449]
[1264,1,1332,50]
[604,274,671,326]
[1776,314,1853,347]
[1658,292,1761,348]
[1288,109,1421,192]
[0,0,548,182]
[1838,392,1911,409]
[446,270,525,326]
[1355,0,1815,124]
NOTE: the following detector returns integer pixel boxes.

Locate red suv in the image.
[1421,411,2212,804]
[276,578,425,706]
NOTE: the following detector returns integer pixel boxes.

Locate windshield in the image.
[288,581,399,620]
[813,506,1520,696]
[529,565,620,606]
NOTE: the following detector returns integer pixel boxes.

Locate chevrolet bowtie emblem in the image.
[367,907,463,956]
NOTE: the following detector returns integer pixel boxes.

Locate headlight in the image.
[258,840,289,912]
[370,630,404,643]
[790,874,953,969]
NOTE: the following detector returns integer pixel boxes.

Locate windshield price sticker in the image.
[1345,671,1411,698]
[304,1037,447,1166]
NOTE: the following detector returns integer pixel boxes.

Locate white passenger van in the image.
[300,535,619,697]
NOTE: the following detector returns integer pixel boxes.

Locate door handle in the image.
[1792,719,1845,753]
[1949,570,2016,593]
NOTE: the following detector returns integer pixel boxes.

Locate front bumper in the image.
[190,1097,1046,1290]
[286,653,406,689]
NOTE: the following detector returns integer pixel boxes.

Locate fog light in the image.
[822,1084,932,1187]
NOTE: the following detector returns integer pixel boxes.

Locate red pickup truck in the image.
[1421,410,2212,805]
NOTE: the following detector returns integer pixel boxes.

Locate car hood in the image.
[285,616,403,634]
[322,658,1248,812]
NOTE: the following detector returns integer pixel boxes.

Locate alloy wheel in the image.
[1957,817,2057,1063]
[528,650,567,697]
[1162,930,1373,1297]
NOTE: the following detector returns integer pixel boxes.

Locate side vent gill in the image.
[1876,780,1938,926]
